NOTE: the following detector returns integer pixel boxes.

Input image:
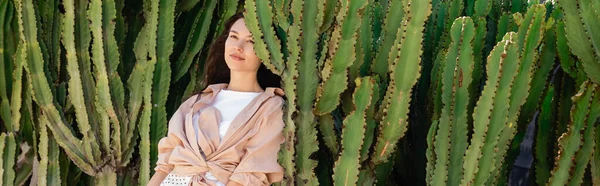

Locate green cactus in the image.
[461,32,520,185]
[547,81,600,186]
[558,0,600,85]
[0,133,16,185]
[38,114,62,186]
[315,0,368,115]
[149,0,176,175]
[173,0,217,81]
[332,76,377,186]
[370,0,404,79]
[243,0,284,76]
[593,123,600,185]
[319,114,339,155]
[430,16,475,186]
[371,0,431,165]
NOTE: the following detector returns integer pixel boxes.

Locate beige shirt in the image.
[155,84,285,186]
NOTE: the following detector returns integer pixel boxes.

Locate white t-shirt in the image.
[192,89,261,185]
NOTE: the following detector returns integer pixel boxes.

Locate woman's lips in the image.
[230,54,245,61]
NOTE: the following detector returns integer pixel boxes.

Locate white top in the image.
[191,89,261,185]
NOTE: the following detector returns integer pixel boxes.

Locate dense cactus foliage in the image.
[1,0,600,185]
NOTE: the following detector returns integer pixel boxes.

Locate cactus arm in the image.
[9,8,24,133]
[91,0,117,164]
[61,0,93,156]
[462,32,520,185]
[535,85,555,185]
[277,0,302,184]
[244,0,284,76]
[558,0,600,84]
[430,17,475,186]
[360,76,380,163]
[474,0,492,18]
[372,0,432,165]
[332,77,377,186]
[430,50,446,120]
[173,0,217,81]
[293,0,324,184]
[449,17,476,186]
[425,120,438,185]
[370,0,403,79]
[568,84,600,185]
[273,0,290,30]
[215,0,239,35]
[48,133,61,185]
[133,0,159,183]
[315,0,368,115]
[485,6,546,183]
[547,82,599,186]
[176,0,200,12]
[17,0,96,174]
[101,0,127,163]
[37,114,50,186]
[518,19,556,130]
[8,49,23,132]
[555,20,577,78]
[319,114,339,155]
[1,133,16,185]
[0,0,10,129]
[593,122,600,185]
[150,0,175,173]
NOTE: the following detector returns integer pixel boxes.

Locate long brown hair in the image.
[202,12,281,90]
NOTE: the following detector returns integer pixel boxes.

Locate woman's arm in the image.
[228,98,286,185]
[147,171,169,186]
[225,181,243,186]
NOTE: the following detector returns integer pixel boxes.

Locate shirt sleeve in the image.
[228,97,285,186]
[154,95,198,174]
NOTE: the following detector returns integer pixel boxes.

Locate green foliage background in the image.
[0,0,599,185]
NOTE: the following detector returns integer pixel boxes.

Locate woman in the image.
[148,12,285,186]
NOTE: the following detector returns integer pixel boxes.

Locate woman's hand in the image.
[147,171,169,186]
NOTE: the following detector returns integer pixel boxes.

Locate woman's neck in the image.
[227,71,263,92]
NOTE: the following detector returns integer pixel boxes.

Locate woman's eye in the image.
[229,35,238,39]
[248,40,255,44]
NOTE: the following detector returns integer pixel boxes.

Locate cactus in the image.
[149,0,176,175]
[429,16,475,186]
[38,114,62,186]
[547,81,600,186]
[593,123,600,185]
[371,0,432,165]
[332,76,377,186]
[243,0,284,76]
[558,0,600,85]
[315,0,368,115]
[461,32,520,185]
[0,133,16,185]
[370,0,404,79]
[173,0,217,81]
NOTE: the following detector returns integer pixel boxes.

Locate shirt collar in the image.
[202,83,285,97]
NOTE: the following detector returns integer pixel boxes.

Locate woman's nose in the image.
[234,42,244,52]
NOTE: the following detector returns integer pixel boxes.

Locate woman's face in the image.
[224,18,262,73]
